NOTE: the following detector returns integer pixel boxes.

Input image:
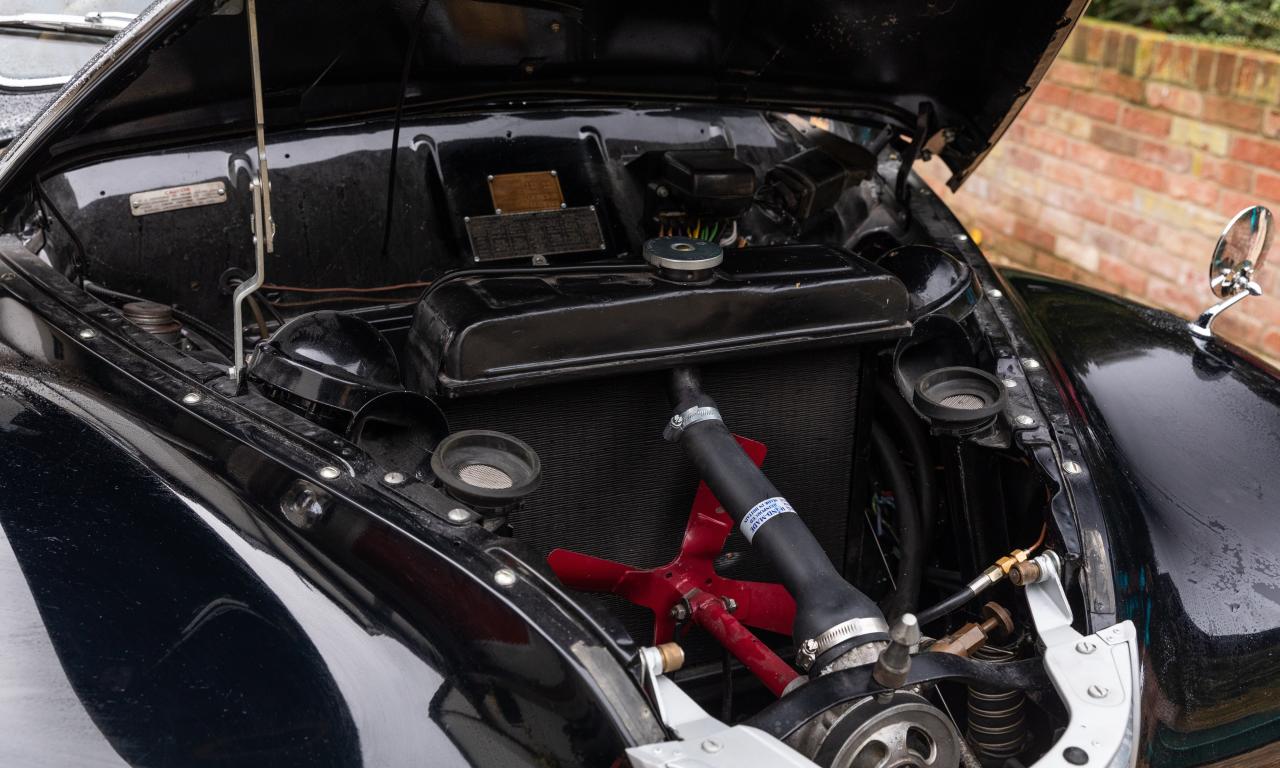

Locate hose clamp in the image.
[663,405,722,442]
[797,616,891,671]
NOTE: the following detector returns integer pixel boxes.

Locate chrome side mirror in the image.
[1189,206,1272,338]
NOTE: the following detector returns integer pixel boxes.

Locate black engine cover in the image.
[404,245,908,397]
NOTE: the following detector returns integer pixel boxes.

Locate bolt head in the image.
[1075,640,1096,654]
[1087,683,1110,698]
[383,471,406,486]
[1002,378,1017,388]
[701,739,723,754]
[181,391,202,405]
[447,508,470,523]
[318,466,341,480]
[1063,460,1083,475]
[669,603,689,620]
[1015,415,1035,427]
[494,568,517,587]
[1022,357,1042,370]
[78,328,97,340]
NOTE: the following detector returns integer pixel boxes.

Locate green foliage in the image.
[1088,0,1280,52]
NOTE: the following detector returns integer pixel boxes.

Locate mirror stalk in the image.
[1189,281,1263,338]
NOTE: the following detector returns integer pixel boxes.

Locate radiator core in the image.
[441,346,862,656]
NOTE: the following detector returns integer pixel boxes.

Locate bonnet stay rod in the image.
[229,0,274,387]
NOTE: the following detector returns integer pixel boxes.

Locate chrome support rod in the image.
[1189,281,1262,339]
[230,0,275,386]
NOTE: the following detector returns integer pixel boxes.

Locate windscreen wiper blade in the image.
[0,11,135,38]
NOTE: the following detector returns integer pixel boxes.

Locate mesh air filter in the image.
[459,464,514,489]
[941,393,986,410]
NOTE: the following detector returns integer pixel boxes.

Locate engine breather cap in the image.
[643,236,723,281]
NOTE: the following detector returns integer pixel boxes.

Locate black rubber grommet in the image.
[911,366,1007,433]
[431,429,541,508]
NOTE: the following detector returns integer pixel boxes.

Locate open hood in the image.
[0,0,1085,195]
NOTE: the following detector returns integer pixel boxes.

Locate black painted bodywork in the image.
[30,108,871,329]
[1001,273,1280,766]
[0,0,1087,192]
[0,239,663,767]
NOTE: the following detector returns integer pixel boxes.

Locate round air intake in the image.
[912,367,1006,434]
[431,430,541,512]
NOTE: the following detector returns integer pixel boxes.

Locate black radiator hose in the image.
[870,422,923,621]
[667,367,887,665]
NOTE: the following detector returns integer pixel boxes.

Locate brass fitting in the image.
[995,547,1032,575]
[656,642,685,673]
[1008,560,1042,586]
[969,548,1034,593]
[929,602,1014,657]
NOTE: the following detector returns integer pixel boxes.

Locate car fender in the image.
[1002,271,1280,767]
[0,354,639,767]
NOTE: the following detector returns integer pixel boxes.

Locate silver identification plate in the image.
[129,181,227,217]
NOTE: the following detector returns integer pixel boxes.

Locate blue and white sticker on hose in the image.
[741,497,798,543]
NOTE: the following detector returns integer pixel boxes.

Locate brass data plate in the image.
[487,171,564,214]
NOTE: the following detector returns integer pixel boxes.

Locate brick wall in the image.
[920,18,1280,364]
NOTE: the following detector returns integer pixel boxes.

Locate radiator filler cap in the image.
[643,236,723,281]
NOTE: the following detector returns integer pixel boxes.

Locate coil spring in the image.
[966,644,1027,764]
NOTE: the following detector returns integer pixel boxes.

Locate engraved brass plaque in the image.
[487,171,564,214]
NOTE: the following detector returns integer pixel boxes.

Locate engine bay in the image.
[14,106,1110,767]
